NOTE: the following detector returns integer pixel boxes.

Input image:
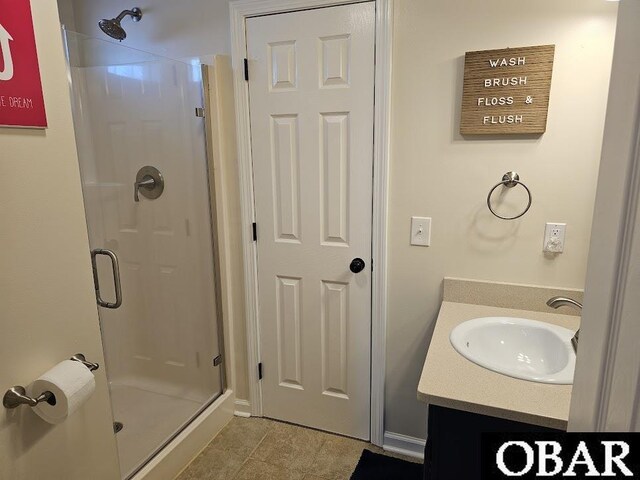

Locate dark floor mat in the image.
[350,449,423,480]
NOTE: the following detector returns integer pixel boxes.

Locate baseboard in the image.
[234,398,251,417]
[382,431,426,460]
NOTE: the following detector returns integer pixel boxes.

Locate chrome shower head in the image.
[98,19,127,41]
[98,7,142,41]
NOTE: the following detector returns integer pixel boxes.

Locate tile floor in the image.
[176,417,421,480]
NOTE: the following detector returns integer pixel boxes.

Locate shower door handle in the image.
[91,249,123,309]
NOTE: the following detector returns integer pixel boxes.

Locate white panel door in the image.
[247,2,375,439]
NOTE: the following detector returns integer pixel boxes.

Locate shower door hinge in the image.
[244,58,249,81]
[258,362,263,380]
[252,222,257,241]
[195,107,205,118]
[213,355,223,367]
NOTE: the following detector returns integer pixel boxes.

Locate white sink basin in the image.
[450,317,576,384]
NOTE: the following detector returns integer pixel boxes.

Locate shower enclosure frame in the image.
[61,27,228,479]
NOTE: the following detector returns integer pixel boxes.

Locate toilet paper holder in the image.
[2,354,99,409]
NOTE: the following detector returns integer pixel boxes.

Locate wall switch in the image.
[543,222,566,253]
[411,217,431,247]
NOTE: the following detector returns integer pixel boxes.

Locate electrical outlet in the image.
[543,222,566,253]
[411,217,431,247]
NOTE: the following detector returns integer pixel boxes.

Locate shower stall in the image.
[63,30,224,478]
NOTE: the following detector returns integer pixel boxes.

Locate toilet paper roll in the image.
[26,360,96,424]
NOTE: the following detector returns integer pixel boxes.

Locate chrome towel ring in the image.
[487,172,532,220]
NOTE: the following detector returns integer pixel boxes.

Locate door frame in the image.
[230,0,393,445]
[568,0,640,431]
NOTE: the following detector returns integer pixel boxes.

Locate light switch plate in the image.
[411,216,431,247]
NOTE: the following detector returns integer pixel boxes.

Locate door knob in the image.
[350,258,366,273]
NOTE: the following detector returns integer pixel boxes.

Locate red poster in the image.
[0,0,47,128]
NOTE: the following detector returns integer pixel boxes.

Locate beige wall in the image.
[386,0,618,438]
[0,2,120,479]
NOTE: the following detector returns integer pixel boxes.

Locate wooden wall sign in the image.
[460,45,554,135]
[0,0,48,129]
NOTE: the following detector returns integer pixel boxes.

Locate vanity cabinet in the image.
[423,404,562,480]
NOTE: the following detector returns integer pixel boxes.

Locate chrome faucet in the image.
[546,296,582,353]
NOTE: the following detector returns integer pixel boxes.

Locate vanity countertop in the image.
[417,301,580,430]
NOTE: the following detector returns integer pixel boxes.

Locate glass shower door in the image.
[64,31,223,479]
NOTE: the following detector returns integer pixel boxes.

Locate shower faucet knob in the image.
[133,166,165,202]
[134,177,155,202]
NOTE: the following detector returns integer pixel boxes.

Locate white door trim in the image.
[230,0,393,446]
